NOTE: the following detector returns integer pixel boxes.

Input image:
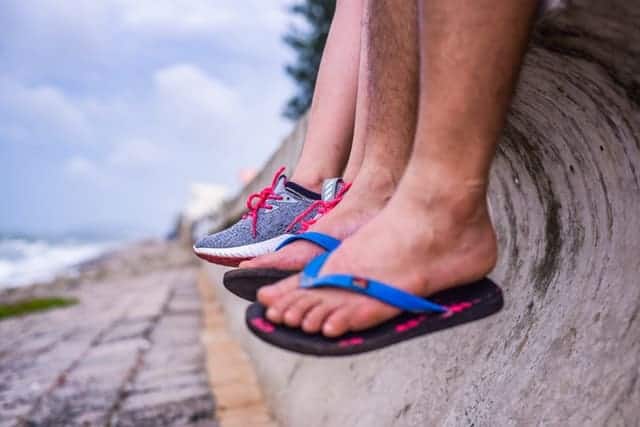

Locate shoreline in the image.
[0,239,197,304]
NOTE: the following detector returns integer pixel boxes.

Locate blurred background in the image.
[0,0,335,288]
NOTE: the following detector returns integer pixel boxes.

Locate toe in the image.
[350,298,399,332]
[283,293,321,327]
[239,252,278,269]
[266,289,305,324]
[301,303,333,334]
[241,243,321,270]
[322,307,352,337]
[257,275,299,306]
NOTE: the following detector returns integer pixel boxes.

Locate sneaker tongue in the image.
[273,173,288,194]
[321,177,344,201]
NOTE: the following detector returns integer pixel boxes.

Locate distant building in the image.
[173,183,228,244]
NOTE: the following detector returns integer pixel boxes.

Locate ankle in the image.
[400,170,490,226]
[350,165,402,202]
[289,173,324,193]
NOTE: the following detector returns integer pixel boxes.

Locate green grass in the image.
[0,297,78,321]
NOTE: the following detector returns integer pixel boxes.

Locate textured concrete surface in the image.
[0,261,216,427]
[206,3,640,426]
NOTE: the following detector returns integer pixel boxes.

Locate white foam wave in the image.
[0,238,119,289]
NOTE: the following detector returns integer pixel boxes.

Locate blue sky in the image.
[0,0,299,237]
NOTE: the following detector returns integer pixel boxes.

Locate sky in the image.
[0,0,300,238]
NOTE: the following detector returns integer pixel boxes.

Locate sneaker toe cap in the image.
[194,234,225,249]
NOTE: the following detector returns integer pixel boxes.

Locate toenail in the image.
[262,286,275,295]
[259,288,275,300]
[284,311,298,323]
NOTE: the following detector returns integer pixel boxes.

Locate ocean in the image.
[0,234,123,289]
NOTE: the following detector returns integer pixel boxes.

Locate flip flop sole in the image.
[246,278,503,357]
[223,268,298,301]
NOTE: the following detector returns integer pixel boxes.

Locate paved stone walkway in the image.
[0,267,216,427]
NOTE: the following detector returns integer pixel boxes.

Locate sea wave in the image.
[0,237,120,289]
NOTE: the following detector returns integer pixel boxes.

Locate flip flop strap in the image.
[301,251,331,280]
[300,253,447,313]
[276,232,341,252]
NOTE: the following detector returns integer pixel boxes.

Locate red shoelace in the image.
[242,166,286,238]
[285,182,352,233]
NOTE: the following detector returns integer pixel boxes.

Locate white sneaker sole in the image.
[193,234,294,266]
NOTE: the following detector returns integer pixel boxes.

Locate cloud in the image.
[65,155,98,177]
[117,0,235,36]
[108,138,167,168]
[2,0,291,49]
[0,76,91,144]
[153,64,239,121]
[115,0,292,44]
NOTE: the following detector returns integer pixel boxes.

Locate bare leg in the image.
[291,0,364,191]
[244,0,419,270]
[259,0,537,337]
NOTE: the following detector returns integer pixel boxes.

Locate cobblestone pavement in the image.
[0,267,216,427]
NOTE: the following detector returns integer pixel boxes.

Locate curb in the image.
[197,269,278,427]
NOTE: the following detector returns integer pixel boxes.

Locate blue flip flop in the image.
[223,232,341,301]
[246,251,503,356]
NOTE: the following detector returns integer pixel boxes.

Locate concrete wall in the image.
[205,3,640,426]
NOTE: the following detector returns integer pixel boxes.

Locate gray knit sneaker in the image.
[193,168,346,267]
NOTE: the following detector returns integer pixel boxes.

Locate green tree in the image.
[283,0,336,120]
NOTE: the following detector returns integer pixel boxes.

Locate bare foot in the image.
[239,170,397,272]
[257,177,498,337]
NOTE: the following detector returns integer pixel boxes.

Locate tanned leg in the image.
[244,0,420,272]
[259,0,537,337]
